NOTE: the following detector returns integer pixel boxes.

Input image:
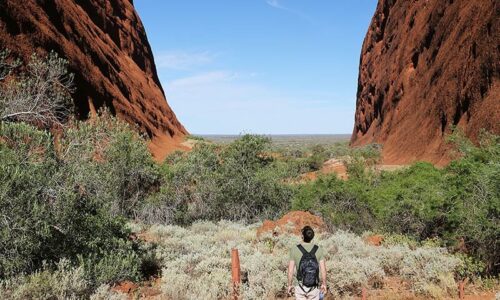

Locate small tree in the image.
[0,51,73,127]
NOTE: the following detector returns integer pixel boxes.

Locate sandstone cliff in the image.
[0,0,188,160]
[351,0,499,165]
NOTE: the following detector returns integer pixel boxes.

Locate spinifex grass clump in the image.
[140,221,460,299]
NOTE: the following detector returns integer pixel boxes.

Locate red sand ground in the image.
[300,158,348,182]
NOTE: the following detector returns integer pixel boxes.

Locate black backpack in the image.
[297,244,320,288]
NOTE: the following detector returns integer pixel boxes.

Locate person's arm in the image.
[287,260,295,295]
[319,259,327,293]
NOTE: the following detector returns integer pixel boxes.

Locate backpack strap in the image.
[297,244,307,255]
[299,283,314,294]
[297,244,318,255]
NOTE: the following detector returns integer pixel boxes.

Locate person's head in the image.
[301,226,315,243]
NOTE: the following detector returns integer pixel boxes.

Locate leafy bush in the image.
[306,144,328,171]
[0,124,109,276]
[79,249,141,286]
[444,130,499,273]
[366,162,448,238]
[60,111,161,217]
[292,176,374,233]
[139,135,293,224]
[0,116,158,280]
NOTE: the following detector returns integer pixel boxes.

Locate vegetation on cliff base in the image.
[0,52,498,298]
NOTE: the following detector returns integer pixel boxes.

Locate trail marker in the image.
[362,287,367,300]
[231,248,241,300]
[458,278,469,300]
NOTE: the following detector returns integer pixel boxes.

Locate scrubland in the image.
[0,53,498,299]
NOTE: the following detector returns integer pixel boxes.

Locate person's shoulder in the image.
[314,243,326,258]
[289,243,300,252]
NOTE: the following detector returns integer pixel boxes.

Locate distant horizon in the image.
[197,133,351,145]
[135,1,378,134]
[195,133,351,136]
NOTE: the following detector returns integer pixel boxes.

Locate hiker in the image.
[287,226,327,300]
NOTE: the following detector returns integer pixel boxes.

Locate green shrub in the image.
[292,175,374,233]
[306,144,328,171]
[325,142,351,158]
[366,162,448,238]
[444,130,499,273]
[0,259,89,300]
[79,249,141,286]
[0,118,154,280]
[0,123,62,276]
[60,111,160,217]
[455,253,486,280]
[139,135,293,224]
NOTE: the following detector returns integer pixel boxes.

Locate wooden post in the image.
[458,278,469,300]
[231,248,241,300]
[361,287,367,300]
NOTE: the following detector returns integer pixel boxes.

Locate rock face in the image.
[0,0,187,160]
[351,0,499,165]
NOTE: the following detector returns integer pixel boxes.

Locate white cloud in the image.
[265,0,314,23]
[155,51,214,70]
[266,0,283,9]
[168,71,236,88]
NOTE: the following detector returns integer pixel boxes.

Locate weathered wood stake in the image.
[231,248,241,300]
[361,287,367,300]
[458,278,469,300]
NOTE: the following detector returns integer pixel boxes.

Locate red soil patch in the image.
[299,158,348,183]
[148,133,191,162]
[321,158,348,179]
[135,231,158,244]
[364,234,384,246]
[463,293,496,300]
[113,278,163,300]
[112,281,138,294]
[257,211,326,237]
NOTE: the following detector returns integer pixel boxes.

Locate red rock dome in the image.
[0,0,188,160]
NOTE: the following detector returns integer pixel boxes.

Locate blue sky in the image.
[135,0,378,134]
